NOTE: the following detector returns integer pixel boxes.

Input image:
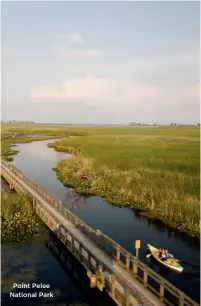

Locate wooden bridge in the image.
[1,160,199,306]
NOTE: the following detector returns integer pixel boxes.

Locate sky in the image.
[1,1,200,124]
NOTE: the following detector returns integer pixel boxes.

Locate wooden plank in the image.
[124,287,130,306]
[159,281,164,302]
[111,275,116,299]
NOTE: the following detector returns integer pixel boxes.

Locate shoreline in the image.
[2,135,199,239]
[50,142,199,239]
[54,167,200,239]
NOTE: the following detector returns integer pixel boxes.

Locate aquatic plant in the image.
[1,193,41,244]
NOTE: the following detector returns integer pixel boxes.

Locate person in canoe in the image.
[165,250,174,261]
[153,248,176,262]
[160,249,167,261]
[159,249,173,262]
[152,248,164,259]
[147,244,183,272]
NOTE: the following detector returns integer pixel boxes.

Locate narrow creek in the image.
[2,139,200,304]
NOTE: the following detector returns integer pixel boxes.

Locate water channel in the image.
[2,139,200,305]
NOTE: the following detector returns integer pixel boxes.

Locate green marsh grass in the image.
[49,127,200,237]
[1,124,200,237]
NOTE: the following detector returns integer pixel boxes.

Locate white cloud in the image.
[74,49,104,57]
[29,47,199,115]
[52,48,104,58]
[113,48,198,85]
[30,75,164,110]
[52,33,103,58]
[59,32,83,44]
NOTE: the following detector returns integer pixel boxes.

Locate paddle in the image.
[146,253,152,258]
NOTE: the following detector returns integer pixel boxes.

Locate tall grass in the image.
[1,124,200,237]
[50,128,200,237]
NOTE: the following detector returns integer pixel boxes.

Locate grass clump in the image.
[1,193,41,244]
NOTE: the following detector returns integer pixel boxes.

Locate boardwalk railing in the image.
[1,159,199,306]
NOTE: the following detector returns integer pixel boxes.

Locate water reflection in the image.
[10,139,200,303]
[2,229,114,306]
[46,232,116,306]
[134,212,200,250]
[64,189,86,214]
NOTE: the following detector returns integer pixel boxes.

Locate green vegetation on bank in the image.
[0,124,91,245]
[1,193,41,244]
[1,123,200,237]
[49,127,200,238]
[1,123,91,137]
[1,123,90,161]
[1,136,54,161]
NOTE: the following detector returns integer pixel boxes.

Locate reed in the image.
[50,127,200,238]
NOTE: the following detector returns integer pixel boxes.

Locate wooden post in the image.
[116,246,120,262]
[98,263,103,274]
[71,237,74,252]
[160,280,164,302]
[126,254,130,271]
[101,271,105,288]
[106,238,110,252]
[179,294,184,306]
[69,212,72,221]
[132,257,138,277]
[135,240,141,258]
[79,244,82,261]
[124,287,130,306]
[96,229,101,245]
[59,200,62,210]
[143,268,148,287]
[111,275,116,299]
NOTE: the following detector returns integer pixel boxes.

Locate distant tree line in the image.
[129,122,200,127]
[2,120,35,124]
[129,122,160,126]
[169,123,200,126]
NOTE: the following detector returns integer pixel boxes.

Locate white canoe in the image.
[147,244,183,273]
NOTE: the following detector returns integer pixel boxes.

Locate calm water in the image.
[3,139,200,304]
[2,228,115,306]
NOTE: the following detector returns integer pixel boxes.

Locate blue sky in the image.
[1,1,200,124]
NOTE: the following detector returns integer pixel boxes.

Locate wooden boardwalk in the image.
[1,160,199,306]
